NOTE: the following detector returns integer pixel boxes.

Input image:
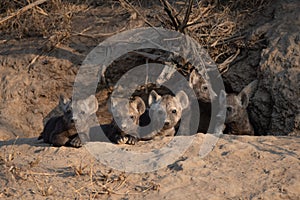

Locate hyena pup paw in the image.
[116,135,129,144]
[69,136,83,148]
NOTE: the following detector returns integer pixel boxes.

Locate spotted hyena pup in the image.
[109,96,146,145]
[224,80,258,135]
[188,68,217,133]
[138,90,189,140]
[38,95,98,147]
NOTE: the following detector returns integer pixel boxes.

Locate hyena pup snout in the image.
[114,114,137,132]
[160,105,180,129]
[59,95,75,125]
[149,103,167,131]
[110,97,144,131]
[109,96,146,144]
[163,105,181,129]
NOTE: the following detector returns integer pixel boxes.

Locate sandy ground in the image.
[0,133,299,199]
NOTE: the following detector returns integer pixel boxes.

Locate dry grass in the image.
[0,0,269,61]
[0,142,159,198]
[0,0,89,39]
[157,0,269,67]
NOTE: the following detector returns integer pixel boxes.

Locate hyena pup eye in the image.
[227,107,232,112]
[202,85,208,91]
[158,110,164,115]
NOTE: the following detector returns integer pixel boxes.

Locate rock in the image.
[251,0,300,135]
[224,0,300,136]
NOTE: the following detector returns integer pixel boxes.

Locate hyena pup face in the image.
[59,95,75,127]
[225,93,248,124]
[224,80,258,135]
[189,69,217,103]
[38,94,98,147]
[72,95,99,126]
[109,96,146,144]
[145,90,189,138]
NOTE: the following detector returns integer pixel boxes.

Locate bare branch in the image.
[159,0,180,31]
[178,0,194,33]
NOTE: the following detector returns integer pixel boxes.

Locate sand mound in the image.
[0,134,299,199]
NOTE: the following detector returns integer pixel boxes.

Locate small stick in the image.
[0,0,49,25]
[218,48,240,74]
[119,0,155,27]
[214,34,246,46]
[72,26,126,38]
[28,171,64,176]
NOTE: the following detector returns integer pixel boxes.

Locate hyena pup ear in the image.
[85,95,98,115]
[239,92,249,108]
[176,90,189,110]
[133,96,146,115]
[148,90,161,106]
[189,69,199,87]
[238,80,258,108]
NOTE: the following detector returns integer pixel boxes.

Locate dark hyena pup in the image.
[38,95,98,147]
[224,80,258,135]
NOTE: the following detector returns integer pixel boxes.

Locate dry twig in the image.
[72,26,127,38]
[218,48,240,74]
[160,0,194,33]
